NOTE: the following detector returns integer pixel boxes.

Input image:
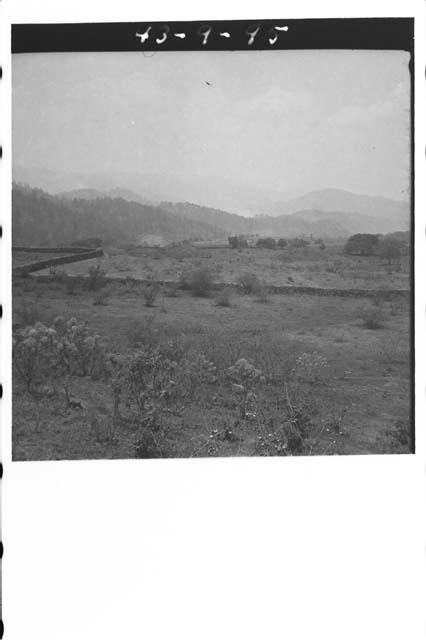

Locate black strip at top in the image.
[12,18,414,54]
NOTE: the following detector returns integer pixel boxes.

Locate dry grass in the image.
[12,276,411,460]
[35,243,410,292]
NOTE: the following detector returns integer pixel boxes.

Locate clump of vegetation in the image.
[228,235,248,249]
[49,267,67,283]
[291,352,329,384]
[344,233,381,256]
[227,358,265,419]
[143,282,160,307]
[237,272,260,295]
[378,235,404,265]
[12,317,107,393]
[124,276,137,292]
[107,348,180,457]
[255,283,269,304]
[180,267,214,297]
[92,287,110,306]
[87,263,107,291]
[361,306,385,330]
[291,237,310,249]
[12,322,60,392]
[64,274,79,295]
[253,387,314,456]
[54,317,107,378]
[277,238,287,248]
[256,237,276,249]
[215,287,233,307]
[164,285,179,297]
[17,299,41,327]
[125,317,158,349]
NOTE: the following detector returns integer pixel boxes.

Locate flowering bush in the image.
[227,358,265,419]
[227,358,265,387]
[291,352,328,384]
[55,317,107,378]
[12,322,59,391]
[107,347,180,457]
[186,353,218,385]
[255,422,305,456]
[87,263,107,291]
[13,317,108,393]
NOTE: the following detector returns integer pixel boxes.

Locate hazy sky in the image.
[12,50,410,199]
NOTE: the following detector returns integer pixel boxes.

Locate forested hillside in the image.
[12,183,224,246]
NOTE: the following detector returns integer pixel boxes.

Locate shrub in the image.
[125,276,137,291]
[255,284,269,303]
[55,317,107,378]
[12,317,107,391]
[12,322,59,392]
[64,274,78,295]
[135,430,165,458]
[256,237,276,249]
[92,287,110,306]
[361,306,384,329]
[107,348,178,457]
[126,317,158,349]
[87,263,107,291]
[17,299,41,327]
[277,238,287,248]
[49,267,66,282]
[143,282,160,307]
[237,272,260,294]
[227,358,265,419]
[164,285,179,297]
[181,267,214,297]
[291,352,328,384]
[291,237,310,248]
[215,287,233,307]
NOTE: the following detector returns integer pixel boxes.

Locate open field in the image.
[35,243,411,291]
[12,259,412,460]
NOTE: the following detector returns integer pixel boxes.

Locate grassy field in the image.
[36,242,411,291]
[12,250,412,460]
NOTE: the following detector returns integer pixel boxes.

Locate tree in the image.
[378,236,404,265]
[277,238,287,248]
[228,235,248,249]
[291,237,310,248]
[344,234,381,256]
[256,237,276,249]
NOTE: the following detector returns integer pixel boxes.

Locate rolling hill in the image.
[12,184,225,247]
[59,187,152,206]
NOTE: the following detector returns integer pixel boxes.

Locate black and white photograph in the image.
[11,21,414,460]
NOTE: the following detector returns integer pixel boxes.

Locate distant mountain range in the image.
[263,188,409,226]
[159,201,409,238]
[13,165,296,216]
[12,167,410,246]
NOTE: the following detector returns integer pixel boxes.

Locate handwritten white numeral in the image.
[135,27,151,44]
